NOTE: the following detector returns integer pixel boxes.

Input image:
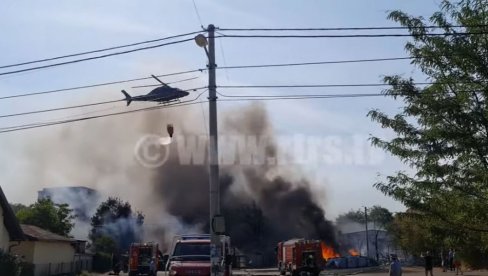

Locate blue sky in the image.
[0,0,441,218]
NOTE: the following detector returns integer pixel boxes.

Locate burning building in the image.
[336,222,401,262]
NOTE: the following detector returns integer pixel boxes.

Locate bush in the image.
[19,262,35,276]
[93,252,112,272]
[0,250,20,275]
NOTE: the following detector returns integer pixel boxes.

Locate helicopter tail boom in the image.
[121,90,132,106]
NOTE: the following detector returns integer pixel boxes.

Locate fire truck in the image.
[277,239,333,276]
[165,234,233,276]
[128,242,162,276]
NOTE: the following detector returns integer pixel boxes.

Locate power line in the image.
[218,83,434,89]
[0,37,195,77]
[217,56,412,70]
[218,32,488,39]
[219,25,488,31]
[216,91,386,98]
[8,85,482,133]
[95,56,415,91]
[0,92,388,134]
[217,94,389,101]
[0,86,207,119]
[0,70,202,100]
[0,90,209,133]
[0,31,203,70]
[0,99,123,119]
[192,0,204,28]
[0,55,452,101]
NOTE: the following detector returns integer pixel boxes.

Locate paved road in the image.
[94,267,488,276]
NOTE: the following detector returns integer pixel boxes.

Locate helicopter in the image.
[121,75,190,106]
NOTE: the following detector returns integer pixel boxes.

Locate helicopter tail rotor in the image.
[121,90,132,106]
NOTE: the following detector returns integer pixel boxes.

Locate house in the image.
[0,186,93,274]
[11,224,92,275]
[0,186,24,252]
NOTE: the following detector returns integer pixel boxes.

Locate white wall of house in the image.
[0,207,11,251]
[11,240,75,276]
[32,241,75,264]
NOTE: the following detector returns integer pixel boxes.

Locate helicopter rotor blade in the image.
[151,74,169,87]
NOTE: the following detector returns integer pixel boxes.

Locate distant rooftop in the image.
[38,186,97,193]
[21,224,75,243]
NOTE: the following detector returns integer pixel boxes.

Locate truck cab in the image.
[165,234,232,276]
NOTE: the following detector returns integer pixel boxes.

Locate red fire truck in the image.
[128,242,162,276]
[277,239,335,276]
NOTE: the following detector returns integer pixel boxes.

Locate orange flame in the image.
[348,249,360,256]
[321,242,340,260]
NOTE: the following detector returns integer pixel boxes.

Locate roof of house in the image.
[21,224,74,243]
[0,186,24,241]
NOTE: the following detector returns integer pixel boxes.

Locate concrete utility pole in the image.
[207,24,222,276]
[364,206,369,258]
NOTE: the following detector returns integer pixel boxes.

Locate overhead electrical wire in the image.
[0,79,475,119]
[218,82,434,89]
[0,37,196,77]
[3,30,486,78]
[216,91,389,99]
[0,31,203,70]
[216,91,387,98]
[0,56,411,100]
[218,32,488,39]
[4,85,486,134]
[217,56,412,70]
[0,86,207,119]
[2,24,484,71]
[0,91,396,133]
[219,25,488,31]
[218,94,389,101]
[0,70,202,100]
[191,0,205,28]
[0,90,209,133]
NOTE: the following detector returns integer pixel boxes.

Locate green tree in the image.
[390,212,447,255]
[90,197,144,253]
[336,209,365,225]
[368,0,488,264]
[16,198,74,237]
[9,203,27,215]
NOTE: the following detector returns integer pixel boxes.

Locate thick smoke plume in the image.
[2,101,336,264]
[151,104,336,264]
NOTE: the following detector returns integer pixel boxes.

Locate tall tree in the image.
[9,203,27,215]
[90,197,144,253]
[16,198,75,237]
[369,0,488,234]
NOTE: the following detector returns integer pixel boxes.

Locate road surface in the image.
[97,267,488,276]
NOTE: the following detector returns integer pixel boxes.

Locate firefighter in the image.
[301,255,319,276]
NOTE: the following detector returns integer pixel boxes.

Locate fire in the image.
[348,249,360,256]
[321,242,340,260]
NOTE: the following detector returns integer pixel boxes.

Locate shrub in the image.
[93,252,112,272]
[0,250,21,275]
